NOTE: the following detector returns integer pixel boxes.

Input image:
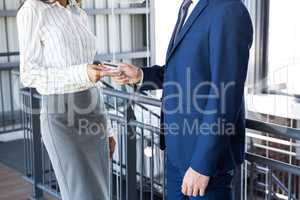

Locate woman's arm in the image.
[81,10,116,138]
[17,6,92,95]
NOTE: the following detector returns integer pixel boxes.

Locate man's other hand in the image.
[182,167,210,197]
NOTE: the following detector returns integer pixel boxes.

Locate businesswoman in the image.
[17,0,117,199]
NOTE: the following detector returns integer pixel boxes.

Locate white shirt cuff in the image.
[106,120,114,137]
[73,64,91,84]
[136,68,144,87]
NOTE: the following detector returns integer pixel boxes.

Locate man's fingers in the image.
[117,63,137,74]
[200,179,209,196]
[181,183,188,195]
[113,74,128,79]
[112,75,130,84]
[187,185,193,196]
[114,77,129,82]
[117,63,130,69]
[199,187,206,197]
[192,187,200,197]
[102,70,122,77]
[113,80,129,85]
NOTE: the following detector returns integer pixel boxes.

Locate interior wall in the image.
[153,0,181,66]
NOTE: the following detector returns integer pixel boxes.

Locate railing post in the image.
[267,167,272,200]
[125,100,137,200]
[30,88,44,200]
[249,162,255,200]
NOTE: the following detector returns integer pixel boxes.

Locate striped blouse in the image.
[17,0,113,136]
[17,0,96,95]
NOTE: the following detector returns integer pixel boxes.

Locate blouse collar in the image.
[53,0,79,9]
[53,0,80,14]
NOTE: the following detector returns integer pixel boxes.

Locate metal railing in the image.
[21,87,164,200]
[0,62,22,134]
[20,86,300,200]
[244,119,300,200]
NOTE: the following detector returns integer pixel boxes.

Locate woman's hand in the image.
[87,64,121,83]
[108,136,116,159]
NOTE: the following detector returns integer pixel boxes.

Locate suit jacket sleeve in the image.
[139,65,165,91]
[190,3,253,176]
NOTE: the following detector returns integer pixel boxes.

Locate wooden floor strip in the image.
[0,162,55,200]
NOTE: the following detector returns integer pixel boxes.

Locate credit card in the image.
[102,62,119,69]
[93,61,119,71]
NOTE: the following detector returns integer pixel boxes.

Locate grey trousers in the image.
[40,88,110,200]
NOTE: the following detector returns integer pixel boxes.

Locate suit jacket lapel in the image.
[166,29,177,61]
[166,0,209,63]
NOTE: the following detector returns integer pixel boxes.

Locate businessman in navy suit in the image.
[111,0,253,199]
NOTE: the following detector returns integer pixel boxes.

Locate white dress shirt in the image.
[17,0,95,95]
[139,0,200,84]
[184,0,200,25]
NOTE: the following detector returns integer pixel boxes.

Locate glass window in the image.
[268,0,300,95]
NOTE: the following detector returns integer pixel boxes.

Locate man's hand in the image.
[87,64,121,83]
[182,167,210,197]
[108,136,116,160]
[111,63,143,85]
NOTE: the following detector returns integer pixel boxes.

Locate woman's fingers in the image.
[109,137,116,159]
[90,64,104,70]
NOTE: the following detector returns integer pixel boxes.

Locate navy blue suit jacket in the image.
[140,0,253,176]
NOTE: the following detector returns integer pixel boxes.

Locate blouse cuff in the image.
[73,64,91,84]
[106,121,114,137]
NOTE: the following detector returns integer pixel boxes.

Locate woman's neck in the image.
[57,0,68,7]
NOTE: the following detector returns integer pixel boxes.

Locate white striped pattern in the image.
[17,0,96,95]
